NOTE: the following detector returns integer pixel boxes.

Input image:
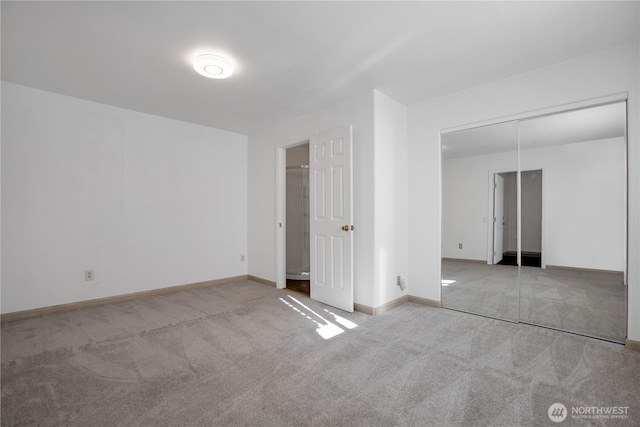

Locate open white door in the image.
[309,126,354,312]
[493,174,505,264]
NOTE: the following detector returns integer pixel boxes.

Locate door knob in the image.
[342,225,349,231]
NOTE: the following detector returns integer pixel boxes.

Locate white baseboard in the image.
[1,275,248,324]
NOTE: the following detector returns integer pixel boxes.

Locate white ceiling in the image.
[442,102,627,159]
[2,1,638,135]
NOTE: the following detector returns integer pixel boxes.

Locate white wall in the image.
[248,91,376,307]
[373,90,409,306]
[1,82,248,313]
[442,150,518,261]
[442,138,625,272]
[524,138,625,271]
[408,41,640,339]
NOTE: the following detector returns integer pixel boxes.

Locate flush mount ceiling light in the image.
[193,54,233,79]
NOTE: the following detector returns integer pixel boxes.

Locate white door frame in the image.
[275,147,286,289]
[487,167,545,268]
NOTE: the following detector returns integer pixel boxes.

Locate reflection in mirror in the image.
[518,102,627,342]
[441,121,519,321]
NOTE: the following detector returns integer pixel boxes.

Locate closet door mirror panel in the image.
[517,102,627,342]
[441,121,520,322]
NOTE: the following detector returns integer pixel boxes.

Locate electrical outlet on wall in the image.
[84,270,94,281]
[240,254,246,262]
[459,243,463,249]
[396,275,406,290]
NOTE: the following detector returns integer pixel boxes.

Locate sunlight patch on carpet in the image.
[279,295,358,340]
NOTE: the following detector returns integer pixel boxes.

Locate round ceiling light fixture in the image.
[193,54,233,79]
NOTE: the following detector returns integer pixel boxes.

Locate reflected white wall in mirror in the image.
[519,103,626,274]
[442,121,519,264]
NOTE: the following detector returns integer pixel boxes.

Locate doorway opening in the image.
[285,143,311,296]
[276,126,354,312]
[493,169,543,267]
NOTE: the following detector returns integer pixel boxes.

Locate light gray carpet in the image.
[442,260,520,322]
[2,279,640,426]
[442,260,626,342]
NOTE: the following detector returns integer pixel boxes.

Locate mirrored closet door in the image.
[518,102,627,342]
[441,101,627,343]
[441,121,520,322]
